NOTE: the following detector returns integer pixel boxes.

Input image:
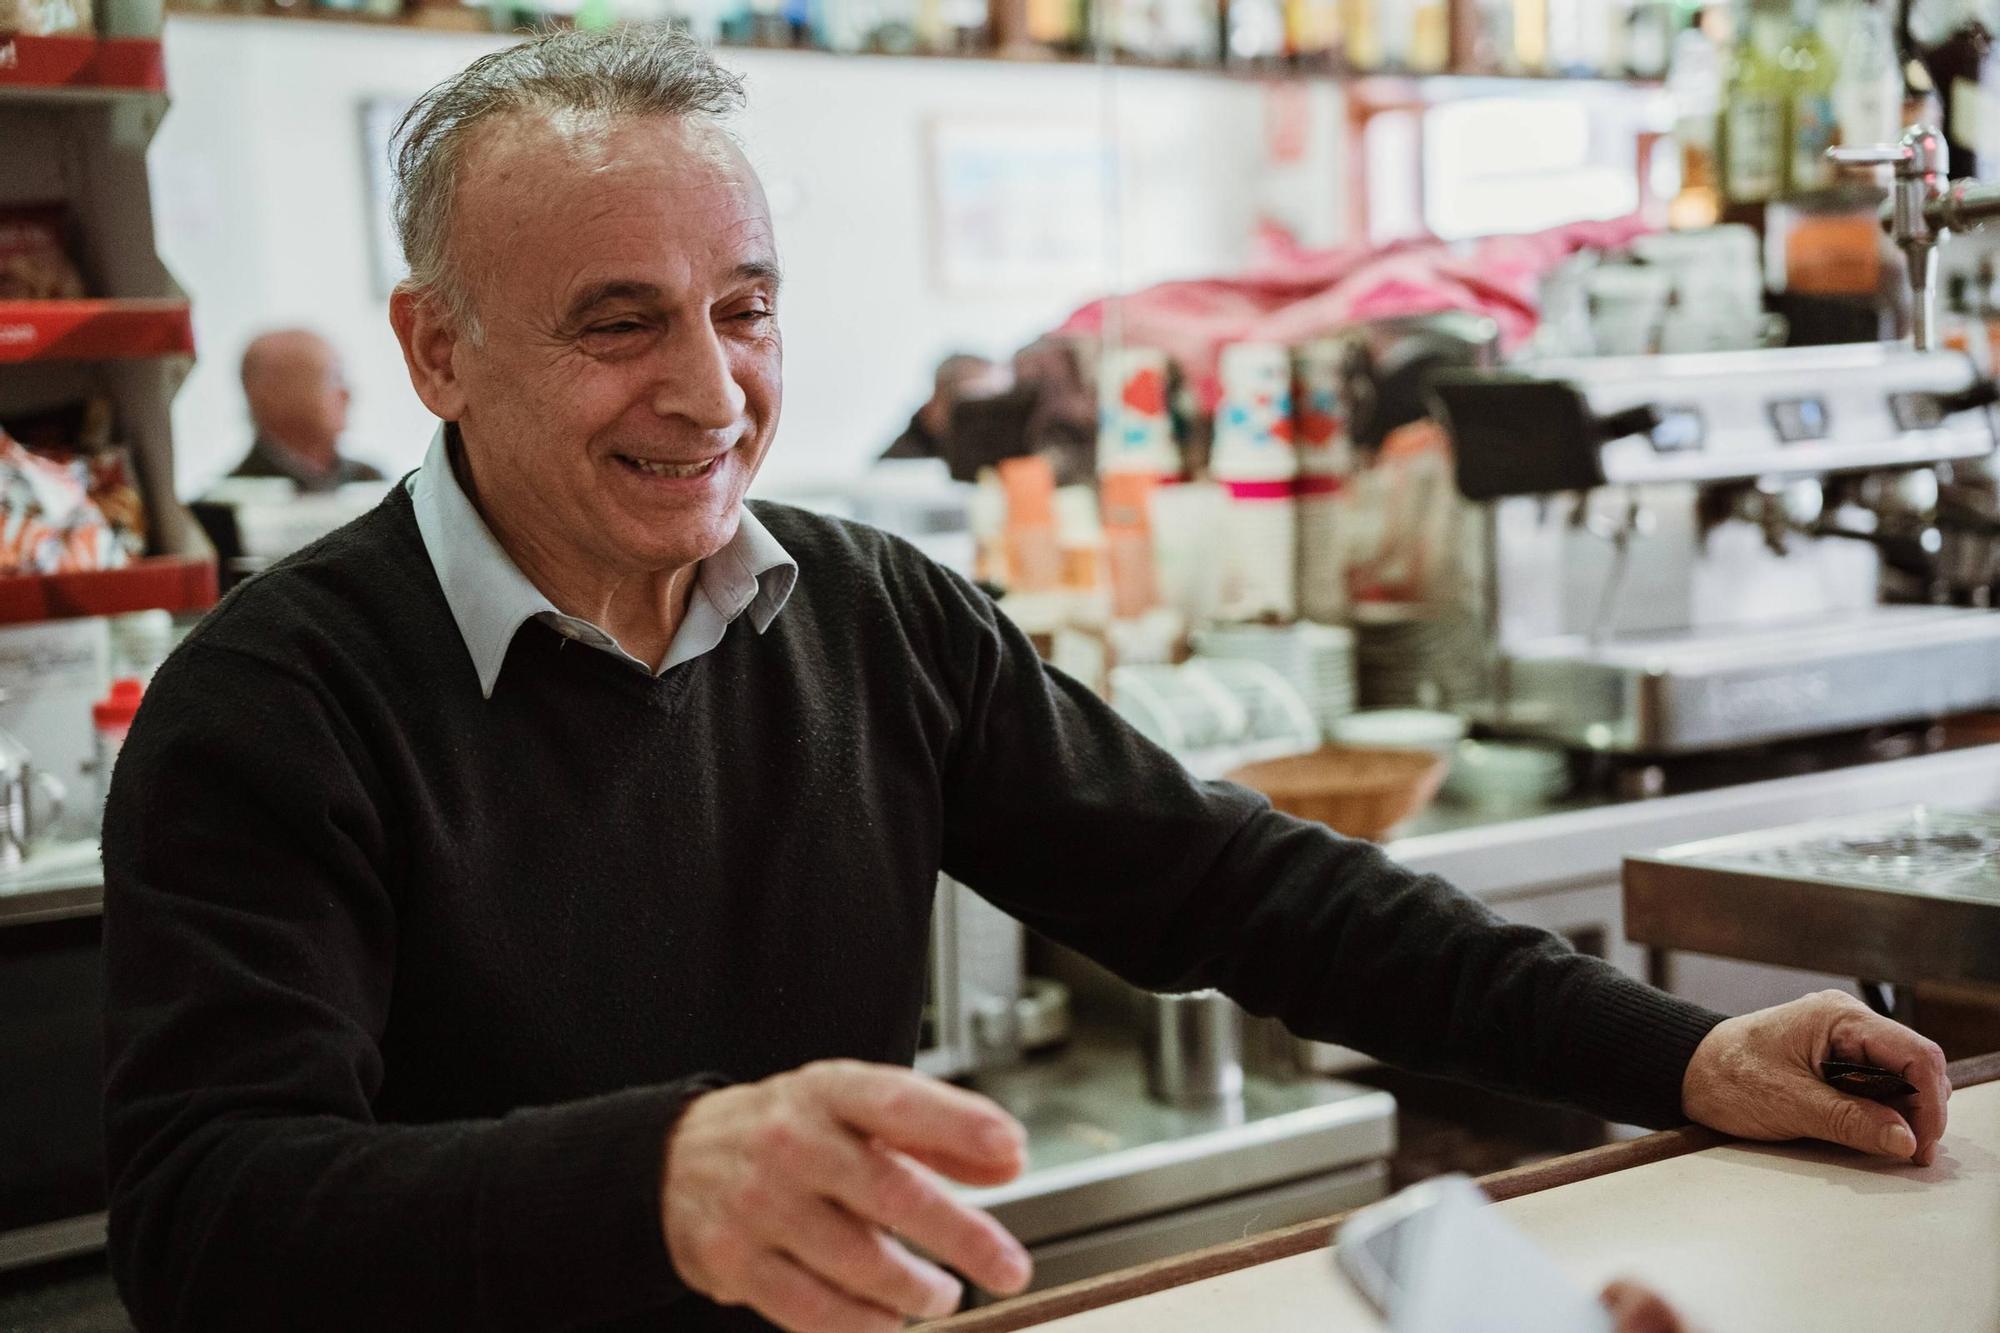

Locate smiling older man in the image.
[100,25,1950,1333]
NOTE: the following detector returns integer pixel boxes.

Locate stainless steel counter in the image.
[1385,742,2000,902]
[963,1028,1394,1244]
[1625,807,2000,985]
[0,840,101,927]
[958,1026,1395,1295]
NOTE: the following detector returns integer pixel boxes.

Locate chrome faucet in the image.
[1831,125,2000,351]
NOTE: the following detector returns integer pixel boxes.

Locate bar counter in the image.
[934,1053,2000,1332]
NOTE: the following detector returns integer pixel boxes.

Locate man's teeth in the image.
[625,456,716,478]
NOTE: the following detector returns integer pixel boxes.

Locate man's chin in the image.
[608,516,740,574]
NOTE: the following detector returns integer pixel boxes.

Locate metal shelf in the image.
[0,554,216,624]
[156,9,1664,89]
[0,299,194,364]
[0,34,167,101]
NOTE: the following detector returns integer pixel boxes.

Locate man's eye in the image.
[733,309,775,325]
[589,321,647,336]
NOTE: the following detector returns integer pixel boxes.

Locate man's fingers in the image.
[1830,1007,1951,1166]
[741,1250,904,1333]
[810,1062,1026,1178]
[773,1196,963,1320]
[1799,1079,1918,1158]
[896,1141,1028,1188]
[1601,1279,1685,1333]
[806,1131,1032,1296]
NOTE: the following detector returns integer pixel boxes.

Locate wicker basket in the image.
[1225,745,1448,842]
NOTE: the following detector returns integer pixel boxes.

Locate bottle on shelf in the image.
[1408,0,1450,70]
[1510,0,1551,71]
[1721,0,1791,205]
[1545,0,1592,74]
[1161,0,1223,62]
[1468,0,1519,73]
[1907,0,2000,177]
[1669,9,1726,225]
[1339,0,1384,69]
[1023,0,1089,52]
[1375,0,1414,67]
[921,0,990,51]
[1625,0,1675,78]
[1787,0,1840,193]
[1574,0,1629,76]
[1226,0,1290,64]
[1284,0,1343,67]
[1832,0,1905,151]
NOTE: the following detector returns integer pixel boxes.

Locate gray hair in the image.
[390,25,746,338]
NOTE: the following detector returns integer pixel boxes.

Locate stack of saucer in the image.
[1350,603,1484,710]
[1192,621,1358,742]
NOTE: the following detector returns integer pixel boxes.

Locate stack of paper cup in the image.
[1211,342,1297,622]
[1097,345,1182,479]
[1210,342,1297,482]
[1294,337,1357,626]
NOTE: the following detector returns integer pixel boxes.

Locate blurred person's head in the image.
[240,329,351,467]
[920,353,1010,438]
[386,27,778,584]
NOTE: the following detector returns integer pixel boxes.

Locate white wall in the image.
[151,16,1347,496]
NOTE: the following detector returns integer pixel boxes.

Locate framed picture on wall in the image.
[360,97,414,300]
[926,118,1117,295]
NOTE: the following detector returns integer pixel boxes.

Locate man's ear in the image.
[390,284,470,423]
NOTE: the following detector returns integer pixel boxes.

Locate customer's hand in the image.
[1602,1279,1689,1332]
[662,1060,1032,1332]
[1682,989,1949,1166]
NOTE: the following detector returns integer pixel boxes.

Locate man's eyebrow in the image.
[733,260,784,289]
[562,281,665,325]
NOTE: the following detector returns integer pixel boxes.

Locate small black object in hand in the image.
[1820,1059,1918,1101]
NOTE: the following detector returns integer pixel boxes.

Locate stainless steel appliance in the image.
[958,1024,1395,1299]
[1430,342,2000,754]
[917,876,1028,1080]
[0,714,64,873]
[1624,806,2000,990]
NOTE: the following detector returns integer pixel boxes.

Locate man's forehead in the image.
[461,107,758,201]
[453,109,773,281]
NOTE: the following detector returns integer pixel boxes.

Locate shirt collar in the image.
[408,427,796,697]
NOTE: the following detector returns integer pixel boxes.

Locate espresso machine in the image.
[1429,340,2000,758]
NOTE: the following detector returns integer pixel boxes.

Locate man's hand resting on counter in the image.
[662,1061,1034,1332]
[1682,990,1950,1166]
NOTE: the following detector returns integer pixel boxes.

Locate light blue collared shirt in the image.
[408,429,797,698]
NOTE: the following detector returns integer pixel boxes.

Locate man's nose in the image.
[653,322,747,430]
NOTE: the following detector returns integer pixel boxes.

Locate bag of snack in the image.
[0,0,95,36]
[0,434,131,577]
[0,204,87,301]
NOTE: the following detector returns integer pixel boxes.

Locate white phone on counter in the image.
[1333,1173,1613,1333]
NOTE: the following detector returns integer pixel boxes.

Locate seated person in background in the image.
[880,352,1010,466]
[885,342,1098,485]
[231,328,383,493]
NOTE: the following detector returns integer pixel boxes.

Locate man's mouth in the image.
[616,453,720,479]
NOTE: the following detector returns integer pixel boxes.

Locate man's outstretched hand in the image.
[662,1061,1032,1333]
[1682,990,1950,1166]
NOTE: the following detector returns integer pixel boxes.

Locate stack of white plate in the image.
[1192,622,1358,742]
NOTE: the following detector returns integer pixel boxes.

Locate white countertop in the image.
[1027,1079,2000,1332]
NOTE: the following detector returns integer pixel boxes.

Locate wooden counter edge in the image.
[926,1052,2000,1333]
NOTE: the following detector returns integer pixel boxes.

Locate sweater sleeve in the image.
[925,571,1723,1130]
[101,640,715,1332]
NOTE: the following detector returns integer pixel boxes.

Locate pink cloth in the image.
[1057,216,1653,410]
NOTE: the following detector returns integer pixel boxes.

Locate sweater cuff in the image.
[475,1074,732,1329]
[1565,973,1726,1130]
